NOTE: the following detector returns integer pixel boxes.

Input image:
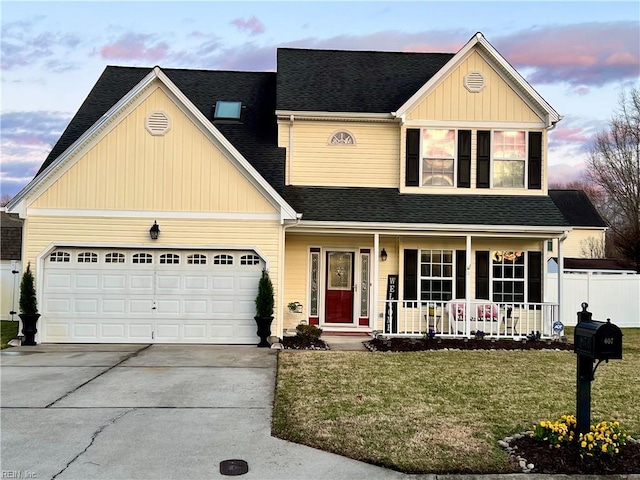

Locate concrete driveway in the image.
[1,344,407,480]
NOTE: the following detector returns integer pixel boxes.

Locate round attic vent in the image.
[145,111,171,136]
[464,72,485,93]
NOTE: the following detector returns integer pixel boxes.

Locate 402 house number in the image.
[603,337,615,345]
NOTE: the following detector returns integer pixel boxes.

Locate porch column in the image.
[557,232,567,324]
[465,235,472,336]
[373,233,380,330]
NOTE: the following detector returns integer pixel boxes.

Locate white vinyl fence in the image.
[546,272,640,328]
[0,260,21,321]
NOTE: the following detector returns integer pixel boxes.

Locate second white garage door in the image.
[41,248,265,344]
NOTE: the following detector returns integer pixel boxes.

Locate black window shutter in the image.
[476,130,490,188]
[528,132,542,189]
[527,251,542,303]
[405,129,420,186]
[403,249,418,301]
[455,250,466,298]
[475,251,490,300]
[457,130,471,188]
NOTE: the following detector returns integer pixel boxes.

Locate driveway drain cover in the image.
[220,459,248,476]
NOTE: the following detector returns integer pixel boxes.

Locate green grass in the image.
[273,328,640,474]
[1,320,19,349]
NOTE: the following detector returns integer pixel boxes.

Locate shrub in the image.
[295,324,323,341]
[531,415,629,457]
[527,330,542,341]
[19,263,38,315]
[472,330,486,339]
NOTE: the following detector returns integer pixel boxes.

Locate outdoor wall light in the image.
[149,221,160,240]
[380,248,388,262]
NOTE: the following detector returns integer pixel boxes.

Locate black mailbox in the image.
[575,318,623,360]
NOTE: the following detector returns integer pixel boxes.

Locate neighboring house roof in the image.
[283,187,569,227]
[0,212,23,260]
[548,190,607,228]
[276,48,454,113]
[551,257,635,272]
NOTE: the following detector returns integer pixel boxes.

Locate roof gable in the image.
[395,33,561,126]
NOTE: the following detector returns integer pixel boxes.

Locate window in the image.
[360,252,370,317]
[329,130,355,145]
[422,129,455,186]
[50,251,70,262]
[309,249,320,317]
[214,101,242,120]
[213,254,233,265]
[133,253,153,264]
[78,252,98,263]
[493,131,526,188]
[419,250,453,301]
[547,240,554,252]
[492,251,525,303]
[105,253,125,263]
[240,254,260,265]
[188,254,207,265]
[159,253,180,264]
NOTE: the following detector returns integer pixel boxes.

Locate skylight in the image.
[214,101,242,120]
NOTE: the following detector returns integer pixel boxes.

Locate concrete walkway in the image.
[323,334,370,351]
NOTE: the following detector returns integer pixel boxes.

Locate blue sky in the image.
[1,1,639,198]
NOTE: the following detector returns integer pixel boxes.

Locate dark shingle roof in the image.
[276,48,454,112]
[0,212,23,260]
[37,66,286,192]
[554,258,633,271]
[283,186,570,227]
[548,190,607,227]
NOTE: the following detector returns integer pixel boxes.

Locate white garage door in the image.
[41,248,265,344]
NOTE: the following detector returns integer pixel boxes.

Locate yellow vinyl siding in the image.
[287,121,398,187]
[407,50,542,123]
[549,229,606,258]
[31,85,276,214]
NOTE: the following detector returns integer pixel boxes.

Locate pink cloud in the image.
[403,42,464,53]
[231,16,265,36]
[496,22,639,86]
[550,125,591,145]
[100,33,170,62]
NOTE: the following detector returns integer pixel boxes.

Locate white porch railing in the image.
[376,300,559,339]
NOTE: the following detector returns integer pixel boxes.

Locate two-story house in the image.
[6,33,571,344]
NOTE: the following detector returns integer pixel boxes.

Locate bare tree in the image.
[0,194,13,207]
[579,236,605,259]
[586,87,640,271]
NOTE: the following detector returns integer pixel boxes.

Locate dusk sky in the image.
[1,1,639,199]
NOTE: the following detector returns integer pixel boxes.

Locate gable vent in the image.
[464,72,485,93]
[145,111,171,136]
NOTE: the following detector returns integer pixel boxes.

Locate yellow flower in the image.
[602,444,608,453]
[555,444,561,449]
[558,435,563,441]
[615,448,619,454]
[613,434,618,440]
[581,441,587,448]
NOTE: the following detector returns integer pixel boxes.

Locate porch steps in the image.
[323,334,371,351]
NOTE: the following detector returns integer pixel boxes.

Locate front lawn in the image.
[1,320,19,349]
[273,329,640,474]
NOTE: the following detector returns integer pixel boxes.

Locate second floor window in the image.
[493,131,526,188]
[422,129,455,186]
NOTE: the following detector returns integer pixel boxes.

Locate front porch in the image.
[376,299,559,339]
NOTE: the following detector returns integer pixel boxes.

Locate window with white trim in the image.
[329,130,355,145]
[188,254,207,265]
[213,254,233,265]
[309,249,320,317]
[50,251,70,262]
[78,252,98,263]
[492,251,525,302]
[419,250,453,301]
[159,253,180,265]
[240,254,260,265]
[132,253,153,264]
[421,129,455,186]
[493,131,526,188]
[105,253,125,263]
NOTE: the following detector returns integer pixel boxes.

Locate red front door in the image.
[325,251,354,323]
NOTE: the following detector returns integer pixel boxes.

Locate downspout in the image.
[557,231,569,324]
[288,115,294,185]
[278,214,302,339]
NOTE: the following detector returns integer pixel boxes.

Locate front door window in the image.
[325,252,354,323]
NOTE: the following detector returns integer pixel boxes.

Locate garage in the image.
[40,248,265,344]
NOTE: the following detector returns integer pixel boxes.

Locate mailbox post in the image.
[574,303,623,434]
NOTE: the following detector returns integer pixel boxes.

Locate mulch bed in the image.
[366,336,574,352]
[508,435,640,474]
[281,336,329,350]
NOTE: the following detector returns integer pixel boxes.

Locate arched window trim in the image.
[328,130,356,146]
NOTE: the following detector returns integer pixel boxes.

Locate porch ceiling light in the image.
[380,248,388,262]
[149,221,160,240]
